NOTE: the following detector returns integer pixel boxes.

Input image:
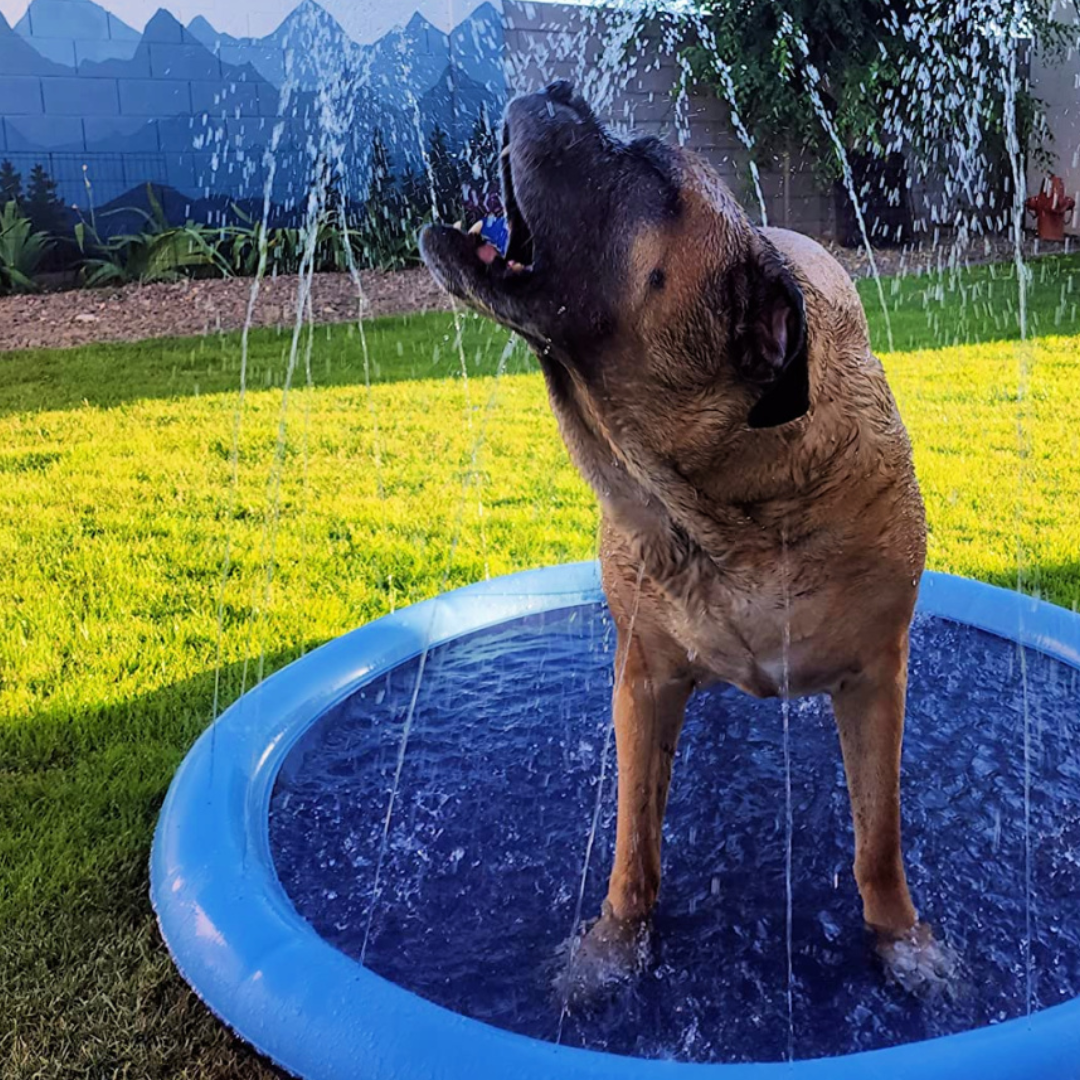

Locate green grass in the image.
[0,310,535,417]
[864,251,1080,351]
[2,257,1079,1078]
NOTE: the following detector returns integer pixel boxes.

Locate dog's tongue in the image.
[477,242,499,265]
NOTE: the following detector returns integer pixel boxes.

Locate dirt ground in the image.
[0,234,1073,353]
[0,266,452,352]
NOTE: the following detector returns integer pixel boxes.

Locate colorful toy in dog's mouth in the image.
[453,214,530,272]
[475,218,503,267]
[479,214,509,257]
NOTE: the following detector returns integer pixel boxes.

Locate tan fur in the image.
[544,156,927,948]
[422,124,933,981]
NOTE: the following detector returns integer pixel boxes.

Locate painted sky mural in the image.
[0,0,495,41]
[0,0,507,225]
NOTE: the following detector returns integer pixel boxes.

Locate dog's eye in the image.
[648,268,666,290]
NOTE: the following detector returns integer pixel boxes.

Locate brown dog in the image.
[420,81,950,996]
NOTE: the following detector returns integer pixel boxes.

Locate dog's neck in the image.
[538,352,815,585]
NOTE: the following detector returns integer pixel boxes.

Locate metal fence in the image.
[0,151,168,211]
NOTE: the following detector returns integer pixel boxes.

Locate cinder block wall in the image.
[0,2,266,206]
[7,0,960,240]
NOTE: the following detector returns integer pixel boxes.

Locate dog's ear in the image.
[730,237,809,428]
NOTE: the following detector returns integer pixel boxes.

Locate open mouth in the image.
[500,123,535,267]
[444,123,536,280]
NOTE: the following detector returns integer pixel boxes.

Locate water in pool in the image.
[269,606,1080,1063]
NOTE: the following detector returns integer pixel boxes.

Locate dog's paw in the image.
[554,902,652,1008]
[876,922,961,1000]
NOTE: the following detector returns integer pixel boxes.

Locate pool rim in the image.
[151,563,1080,1080]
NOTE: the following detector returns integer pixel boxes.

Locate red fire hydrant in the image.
[1025,175,1075,241]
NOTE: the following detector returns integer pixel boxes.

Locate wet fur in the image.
[420,85,939,988]
[547,174,926,947]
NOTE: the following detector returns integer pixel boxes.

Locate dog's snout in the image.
[545,79,577,105]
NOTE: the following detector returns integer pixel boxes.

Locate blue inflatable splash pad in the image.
[152,564,1080,1080]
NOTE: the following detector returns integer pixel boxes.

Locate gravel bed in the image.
[0,234,1073,353]
[0,266,451,352]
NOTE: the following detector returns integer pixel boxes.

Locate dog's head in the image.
[420,81,809,431]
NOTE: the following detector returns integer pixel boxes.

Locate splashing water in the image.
[781,524,795,1061]
[337,202,385,499]
[783,16,895,352]
[999,13,1036,1020]
[556,558,646,1041]
[191,0,1080,1060]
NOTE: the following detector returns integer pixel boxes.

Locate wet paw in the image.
[554,902,652,1008]
[877,922,962,1000]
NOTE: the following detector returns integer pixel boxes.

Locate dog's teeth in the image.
[501,144,512,159]
[452,220,463,231]
[468,220,484,236]
[508,260,525,272]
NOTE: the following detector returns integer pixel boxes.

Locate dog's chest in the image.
[602,501,813,698]
[664,575,802,698]
[551,380,862,697]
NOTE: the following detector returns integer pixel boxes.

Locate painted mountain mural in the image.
[15,0,140,65]
[0,0,507,228]
[1,8,72,73]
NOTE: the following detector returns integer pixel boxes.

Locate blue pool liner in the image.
[151,565,1080,1080]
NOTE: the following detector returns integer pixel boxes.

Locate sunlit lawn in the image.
[1,257,1078,1077]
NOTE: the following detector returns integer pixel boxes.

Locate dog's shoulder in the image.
[759,228,854,296]
[759,227,869,342]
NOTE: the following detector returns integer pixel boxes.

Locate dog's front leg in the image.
[831,634,917,937]
[606,629,694,925]
[560,625,693,1003]
[831,632,957,994]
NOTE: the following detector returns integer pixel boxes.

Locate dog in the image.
[420,80,952,997]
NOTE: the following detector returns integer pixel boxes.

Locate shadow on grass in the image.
[3,855,291,1080]
[964,560,1080,615]
[0,310,535,419]
[1,643,330,778]
[2,646,332,1078]
[4,254,1080,420]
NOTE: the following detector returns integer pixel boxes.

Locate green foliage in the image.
[0,158,23,207]
[305,218,364,274]
[220,214,400,277]
[76,184,231,286]
[217,207,309,278]
[687,0,1075,219]
[0,199,51,294]
[689,0,879,162]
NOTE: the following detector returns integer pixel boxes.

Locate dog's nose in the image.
[544,79,577,105]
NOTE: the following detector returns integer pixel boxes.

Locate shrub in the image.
[76,185,231,286]
[0,200,51,295]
